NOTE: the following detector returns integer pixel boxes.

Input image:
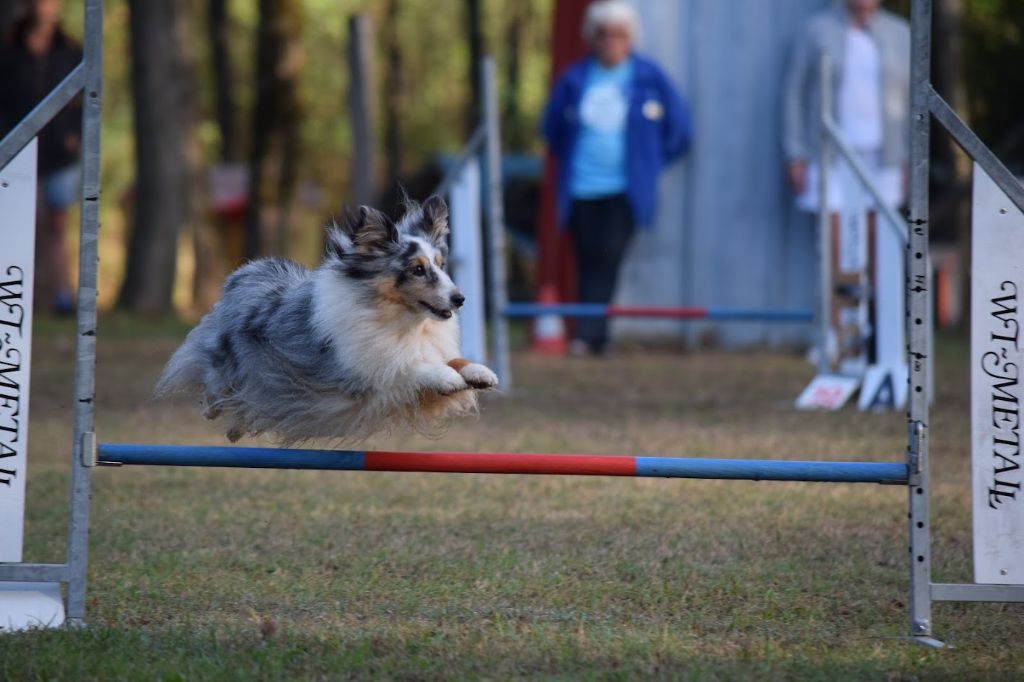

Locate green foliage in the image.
[886,0,1024,168]
[962,0,1024,155]
[50,0,553,311]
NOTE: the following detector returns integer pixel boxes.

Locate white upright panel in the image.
[837,165,869,275]
[837,164,870,379]
[449,158,486,362]
[0,582,64,631]
[0,139,37,563]
[971,163,1024,585]
[873,211,906,368]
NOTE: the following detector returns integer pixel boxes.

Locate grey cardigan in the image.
[782,4,910,168]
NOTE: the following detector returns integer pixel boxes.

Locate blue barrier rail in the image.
[98,444,907,484]
[503,303,815,322]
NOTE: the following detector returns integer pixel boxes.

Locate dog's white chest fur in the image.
[311,269,461,390]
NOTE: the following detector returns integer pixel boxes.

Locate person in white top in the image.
[782,0,910,212]
[782,0,911,378]
[838,22,883,151]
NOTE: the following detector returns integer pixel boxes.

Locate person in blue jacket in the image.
[542,0,692,356]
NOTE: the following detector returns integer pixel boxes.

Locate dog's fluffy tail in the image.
[154,328,205,398]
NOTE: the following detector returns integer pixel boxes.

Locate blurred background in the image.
[1,0,1022,343]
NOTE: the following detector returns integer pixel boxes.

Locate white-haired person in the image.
[543,0,691,356]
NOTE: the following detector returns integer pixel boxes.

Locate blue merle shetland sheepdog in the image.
[155,195,498,444]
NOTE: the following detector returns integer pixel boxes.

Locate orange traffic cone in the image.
[531,284,568,355]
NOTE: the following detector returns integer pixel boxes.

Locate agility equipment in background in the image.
[480,51,910,410]
[0,0,1022,648]
[794,52,912,412]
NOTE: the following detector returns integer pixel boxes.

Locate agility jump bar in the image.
[503,303,814,322]
[97,444,906,484]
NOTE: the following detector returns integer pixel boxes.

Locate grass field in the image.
[2,321,1022,680]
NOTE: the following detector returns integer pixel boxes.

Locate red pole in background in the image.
[533,0,590,354]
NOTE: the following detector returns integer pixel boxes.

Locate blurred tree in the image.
[208,0,237,162]
[381,0,403,183]
[885,0,1023,330]
[962,0,1024,162]
[118,0,198,315]
[0,2,18,38]
[464,0,484,133]
[932,0,972,326]
[244,0,303,258]
[502,2,526,150]
[191,0,237,313]
[347,14,377,206]
[53,0,552,309]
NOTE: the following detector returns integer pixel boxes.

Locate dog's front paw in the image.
[420,366,469,395]
[459,362,498,390]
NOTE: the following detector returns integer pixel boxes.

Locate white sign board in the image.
[0,139,37,563]
[795,374,860,411]
[448,158,486,363]
[971,163,1024,584]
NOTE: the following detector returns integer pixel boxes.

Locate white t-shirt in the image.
[838,27,883,151]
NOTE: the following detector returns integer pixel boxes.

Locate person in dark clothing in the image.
[0,0,82,315]
[542,0,691,356]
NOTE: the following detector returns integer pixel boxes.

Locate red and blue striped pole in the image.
[98,444,907,484]
[503,303,814,323]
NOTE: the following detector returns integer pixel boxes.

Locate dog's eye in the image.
[413,264,426,276]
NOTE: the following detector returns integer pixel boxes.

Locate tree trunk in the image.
[188,0,237,313]
[932,0,971,330]
[382,0,403,182]
[273,109,300,255]
[245,0,303,259]
[118,0,196,315]
[208,0,237,163]
[502,5,524,150]
[0,3,18,38]
[464,0,484,134]
[347,14,377,206]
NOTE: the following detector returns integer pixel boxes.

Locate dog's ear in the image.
[347,206,399,251]
[324,222,353,260]
[421,195,449,244]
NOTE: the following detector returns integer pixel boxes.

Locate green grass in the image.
[2,327,1021,680]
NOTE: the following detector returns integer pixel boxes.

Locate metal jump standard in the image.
[0,0,1022,647]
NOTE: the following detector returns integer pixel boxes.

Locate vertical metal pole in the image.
[817,54,833,375]
[347,14,376,206]
[66,0,103,626]
[481,57,511,388]
[907,0,938,645]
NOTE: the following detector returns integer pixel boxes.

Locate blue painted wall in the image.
[615,0,831,347]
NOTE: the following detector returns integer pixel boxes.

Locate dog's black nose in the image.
[450,293,465,308]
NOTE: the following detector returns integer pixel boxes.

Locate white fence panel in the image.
[449,158,486,362]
